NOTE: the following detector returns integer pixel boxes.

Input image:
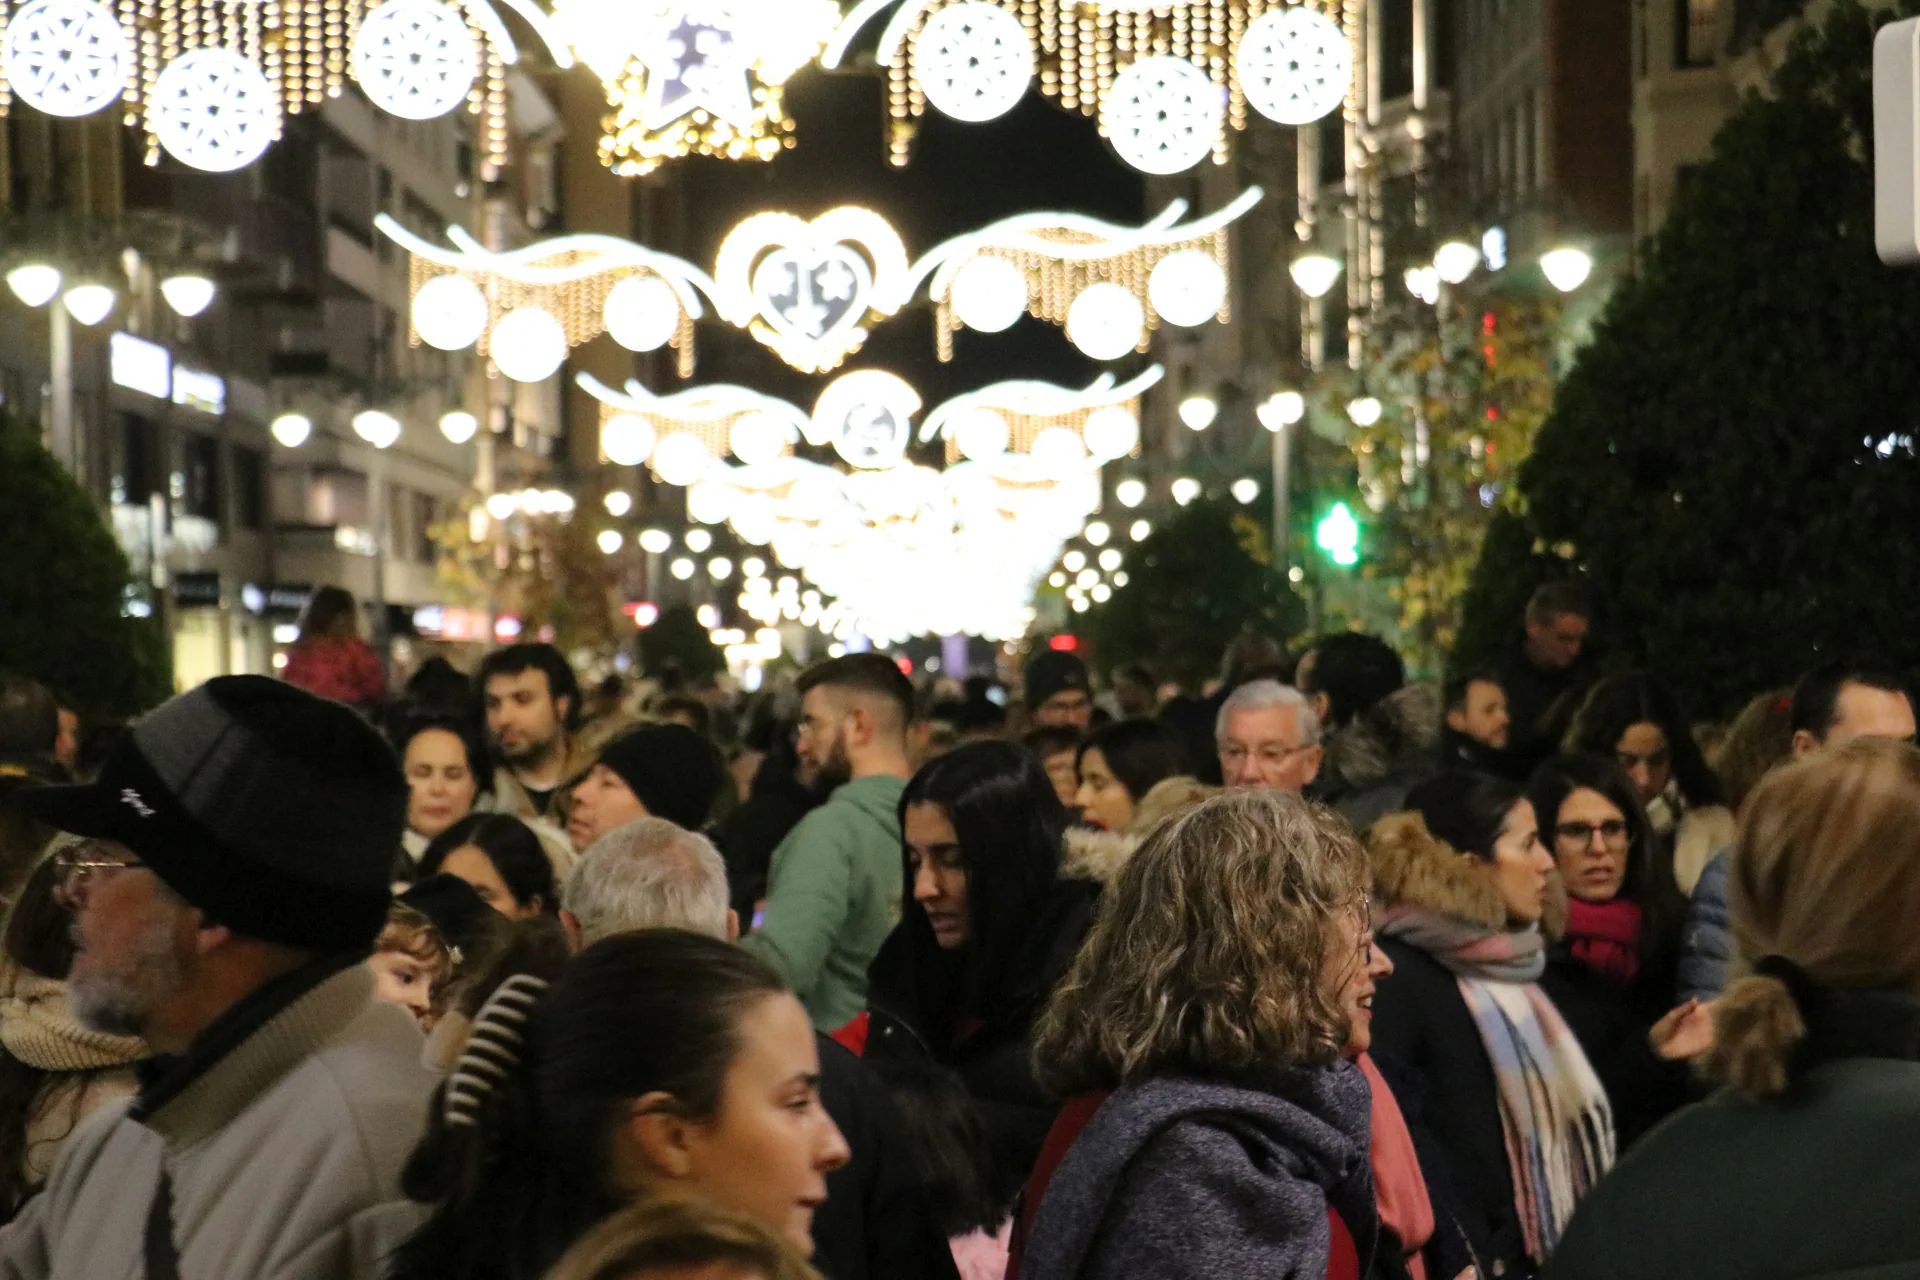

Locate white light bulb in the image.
[1098,548,1123,571]
[1115,479,1148,509]
[412,274,488,351]
[1091,583,1112,603]
[650,432,713,487]
[639,528,673,554]
[1347,396,1384,427]
[708,557,733,580]
[1542,247,1594,293]
[1289,254,1343,299]
[742,557,766,578]
[439,410,479,444]
[61,284,115,326]
[685,528,714,553]
[160,274,215,317]
[352,409,402,449]
[602,413,658,467]
[1084,521,1111,547]
[1063,550,1087,573]
[1433,240,1481,285]
[603,274,681,352]
[1130,519,1152,542]
[597,529,624,555]
[1082,406,1140,461]
[1171,477,1202,506]
[1232,478,1261,505]
[728,411,788,466]
[1065,282,1146,361]
[270,413,312,448]
[486,493,517,520]
[1031,425,1088,476]
[6,264,61,307]
[670,557,696,581]
[948,255,1028,333]
[1147,251,1227,327]
[490,307,568,382]
[1258,390,1307,431]
[604,490,633,517]
[953,408,1011,462]
[1179,395,1219,431]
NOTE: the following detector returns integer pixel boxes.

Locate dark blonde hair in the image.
[1710,687,1794,815]
[1708,738,1920,1098]
[544,1197,822,1280]
[1033,790,1368,1095]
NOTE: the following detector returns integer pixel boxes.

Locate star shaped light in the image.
[641,7,755,131]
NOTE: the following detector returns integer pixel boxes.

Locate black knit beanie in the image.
[595,722,727,831]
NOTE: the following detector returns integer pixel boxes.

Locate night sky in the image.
[664,58,1148,413]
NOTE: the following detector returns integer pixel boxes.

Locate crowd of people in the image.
[0,575,1915,1279]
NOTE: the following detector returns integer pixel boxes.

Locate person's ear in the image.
[192,919,233,957]
[556,694,574,726]
[1445,707,1467,733]
[1310,691,1331,724]
[626,1093,696,1179]
[846,703,875,749]
[1791,729,1820,757]
[1301,745,1324,788]
[559,909,585,953]
[725,908,741,942]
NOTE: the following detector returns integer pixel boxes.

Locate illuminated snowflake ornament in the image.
[148,49,281,172]
[351,0,481,121]
[2,0,130,118]
[912,2,1032,124]
[1237,5,1352,127]
[1101,56,1222,175]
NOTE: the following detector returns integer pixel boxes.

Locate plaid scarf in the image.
[1382,907,1616,1262]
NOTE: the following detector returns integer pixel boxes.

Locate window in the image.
[412,491,439,563]
[232,445,265,530]
[178,432,223,523]
[115,413,158,505]
[1679,0,1719,67]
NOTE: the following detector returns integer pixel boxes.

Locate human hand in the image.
[1650,997,1717,1061]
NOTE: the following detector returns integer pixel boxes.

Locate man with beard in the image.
[479,643,587,820]
[741,653,915,1032]
[0,676,433,1278]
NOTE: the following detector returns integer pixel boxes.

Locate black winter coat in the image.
[864,877,1100,1218]
[814,1035,962,1280]
[1540,947,1691,1151]
[1371,937,1532,1279]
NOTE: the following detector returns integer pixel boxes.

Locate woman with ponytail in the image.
[1548,738,1920,1280]
[389,930,851,1280]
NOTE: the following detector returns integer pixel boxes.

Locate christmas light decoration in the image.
[712,207,911,374]
[827,0,1356,172]
[0,0,568,174]
[558,0,842,177]
[920,366,1160,463]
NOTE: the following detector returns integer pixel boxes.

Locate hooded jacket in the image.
[1368,813,1569,1277]
[1019,1067,1377,1280]
[1324,686,1447,834]
[1058,776,1219,890]
[742,774,907,1031]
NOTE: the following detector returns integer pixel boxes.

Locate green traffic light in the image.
[1316,502,1361,567]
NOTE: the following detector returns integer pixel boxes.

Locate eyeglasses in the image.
[1616,746,1672,771]
[52,844,147,894]
[1219,742,1316,765]
[1555,820,1630,848]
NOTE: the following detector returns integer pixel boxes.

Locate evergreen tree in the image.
[1454,0,1920,712]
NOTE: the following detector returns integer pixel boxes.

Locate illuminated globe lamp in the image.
[1231,478,1260,505]
[731,495,779,547]
[1032,423,1090,475]
[1082,406,1140,461]
[1542,247,1595,293]
[1346,396,1384,428]
[686,480,737,526]
[728,411,789,467]
[603,274,681,352]
[1065,282,1145,362]
[1147,250,1228,328]
[5,264,62,307]
[1432,240,1482,285]
[1289,253,1343,300]
[651,431,714,487]
[1178,396,1218,432]
[1171,476,1202,506]
[412,275,490,351]
[160,274,216,318]
[948,256,1028,333]
[439,410,479,444]
[602,413,658,467]
[1114,478,1148,508]
[638,528,673,554]
[604,490,633,516]
[953,408,1012,462]
[489,306,568,383]
[597,529,624,555]
[1258,390,1306,431]
[270,413,313,448]
[61,283,116,326]
[352,409,403,449]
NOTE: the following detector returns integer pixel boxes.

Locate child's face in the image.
[369,949,443,1028]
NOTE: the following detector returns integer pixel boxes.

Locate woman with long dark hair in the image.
[1528,755,1703,1148]
[1070,718,1188,835]
[394,714,494,864]
[390,930,850,1280]
[862,740,1101,1231]
[420,813,558,919]
[1562,673,1734,894]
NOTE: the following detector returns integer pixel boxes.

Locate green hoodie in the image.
[740,774,906,1031]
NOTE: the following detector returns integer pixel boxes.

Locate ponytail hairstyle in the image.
[1707,738,1920,1099]
[389,930,793,1280]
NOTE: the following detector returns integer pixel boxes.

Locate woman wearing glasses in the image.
[1528,756,1706,1148]
[1562,673,1734,894]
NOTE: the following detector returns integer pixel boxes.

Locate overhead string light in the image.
[827,0,1354,174]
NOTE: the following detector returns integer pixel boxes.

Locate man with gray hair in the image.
[1216,679,1324,793]
[561,817,735,947]
[557,817,963,1280]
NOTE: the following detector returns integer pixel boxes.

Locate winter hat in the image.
[1025,650,1091,712]
[24,676,405,952]
[595,723,727,832]
[399,873,494,963]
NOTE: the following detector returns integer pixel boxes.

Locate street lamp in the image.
[5,264,61,307]
[159,274,216,318]
[1231,478,1260,505]
[1347,396,1384,428]
[1289,253,1343,299]
[270,413,313,448]
[1084,520,1111,546]
[639,528,673,554]
[603,490,632,516]
[1114,478,1148,508]
[438,410,479,444]
[1171,477,1202,506]
[1178,395,1218,431]
[61,284,116,326]
[1541,247,1594,293]
[1258,390,1306,431]
[1404,265,1441,306]
[597,529,625,555]
[1433,240,1482,285]
[352,409,402,449]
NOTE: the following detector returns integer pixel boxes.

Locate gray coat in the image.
[1677,850,1732,1003]
[1021,1066,1376,1280]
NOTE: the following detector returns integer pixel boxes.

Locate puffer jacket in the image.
[1677,849,1732,1003]
[1323,685,1447,834]
[1057,776,1218,889]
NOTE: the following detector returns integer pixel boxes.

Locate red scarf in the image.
[1359,1054,1433,1280]
[1565,898,1644,983]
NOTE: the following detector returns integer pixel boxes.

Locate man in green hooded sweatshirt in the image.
[742,652,915,1031]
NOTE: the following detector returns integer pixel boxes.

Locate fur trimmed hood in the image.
[1368,810,1567,939]
[1325,683,1446,796]
[1061,775,1220,886]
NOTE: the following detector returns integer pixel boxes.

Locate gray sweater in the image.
[1021,1065,1377,1280]
[0,965,435,1280]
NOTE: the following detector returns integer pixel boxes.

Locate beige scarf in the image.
[0,966,147,1072]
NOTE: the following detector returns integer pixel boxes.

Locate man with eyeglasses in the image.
[0,676,434,1279]
[1216,680,1324,794]
[1680,662,1918,1002]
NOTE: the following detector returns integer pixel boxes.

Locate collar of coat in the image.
[130,956,373,1147]
[1369,811,1568,940]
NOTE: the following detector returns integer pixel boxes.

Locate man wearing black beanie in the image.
[565,721,728,852]
[0,676,435,1279]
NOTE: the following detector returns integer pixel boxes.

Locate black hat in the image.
[595,723,727,832]
[399,874,494,963]
[23,676,406,952]
[1025,650,1091,712]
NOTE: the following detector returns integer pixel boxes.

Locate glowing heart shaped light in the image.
[713,207,909,374]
